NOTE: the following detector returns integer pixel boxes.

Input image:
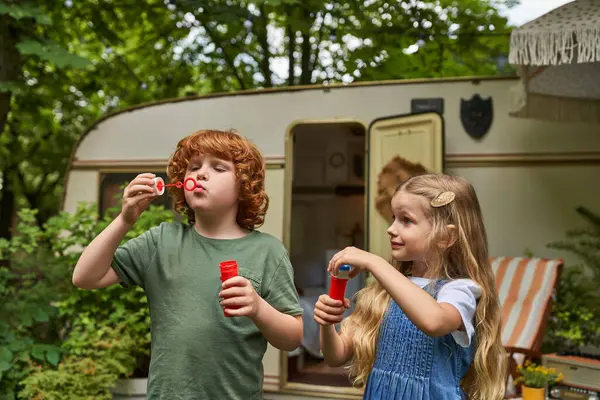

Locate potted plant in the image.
[514,360,563,400]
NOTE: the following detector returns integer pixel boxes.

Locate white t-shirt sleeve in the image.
[437,279,482,348]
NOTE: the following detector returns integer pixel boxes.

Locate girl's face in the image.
[386,191,433,264]
[183,154,239,215]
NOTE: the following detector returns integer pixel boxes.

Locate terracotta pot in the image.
[522,386,545,400]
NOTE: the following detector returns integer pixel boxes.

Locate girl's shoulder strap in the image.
[423,278,450,297]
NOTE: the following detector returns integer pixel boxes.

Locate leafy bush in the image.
[19,323,138,400]
[0,201,175,399]
[542,206,600,353]
[0,209,73,400]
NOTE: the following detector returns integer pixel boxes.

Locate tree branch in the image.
[309,12,325,77]
[5,117,53,171]
[87,8,144,85]
[15,168,44,227]
[256,4,273,87]
[299,42,311,84]
[300,41,311,84]
[200,21,247,90]
[0,174,16,245]
[299,7,313,85]
[284,5,295,86]
[0,14,23,138]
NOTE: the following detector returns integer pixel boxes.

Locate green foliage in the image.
[0,0,197,233]
[0,201,174,398]
[325,0,514,82]
[0,0,89,68]
[0,209,72,399]
[19,324,138,400]
[0,81,25,94]
[92,0,514,91]
[549,207,600,283]
[0,1,51,24]
[542,207,600,353]
[15,39,91,68]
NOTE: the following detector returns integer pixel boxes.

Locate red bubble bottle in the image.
[219,260,238,282]
[329,264,351,302]
[219,260,239,317]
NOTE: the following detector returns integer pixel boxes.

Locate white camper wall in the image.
[63,170,99,213]
[73,78,600,163]
[449,165,600,261]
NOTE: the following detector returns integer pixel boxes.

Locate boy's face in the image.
[184,154,239,217]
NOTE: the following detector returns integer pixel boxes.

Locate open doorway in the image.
[286,121,367,387]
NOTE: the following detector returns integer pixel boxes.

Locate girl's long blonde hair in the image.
[341,173,506,399]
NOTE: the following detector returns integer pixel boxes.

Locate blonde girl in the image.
[314,173,506,400]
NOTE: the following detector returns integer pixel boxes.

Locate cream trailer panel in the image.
[72,77,600,165]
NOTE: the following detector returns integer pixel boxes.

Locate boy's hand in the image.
[313,294,350,326]
[219,276,261,318]
[121,173,157,226]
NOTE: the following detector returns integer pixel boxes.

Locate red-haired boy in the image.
[73,129,303,399]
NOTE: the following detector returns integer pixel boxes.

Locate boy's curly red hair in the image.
[166,129,269,230]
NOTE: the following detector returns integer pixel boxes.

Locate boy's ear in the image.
[437,224,457,249]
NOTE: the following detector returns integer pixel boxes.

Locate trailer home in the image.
[62,76,600,399]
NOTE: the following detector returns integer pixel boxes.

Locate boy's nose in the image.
[196,170,208,181]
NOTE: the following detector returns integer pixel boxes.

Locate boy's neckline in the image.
[190,224,258,242]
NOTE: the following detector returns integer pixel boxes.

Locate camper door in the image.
[367,112,444,260]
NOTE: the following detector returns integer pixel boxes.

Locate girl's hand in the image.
[219,276,261,318]
[328,246,383,278]
[120,173,157,225]
[313,294,350,326]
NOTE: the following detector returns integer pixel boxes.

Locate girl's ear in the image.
[437,224,457,249]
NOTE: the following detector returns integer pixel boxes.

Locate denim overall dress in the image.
[363,281,475,400]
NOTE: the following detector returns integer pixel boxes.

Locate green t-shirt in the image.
[111,221,303,400]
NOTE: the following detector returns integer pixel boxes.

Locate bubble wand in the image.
[153,177,202,195]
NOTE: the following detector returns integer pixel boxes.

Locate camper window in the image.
[98,172,172,217]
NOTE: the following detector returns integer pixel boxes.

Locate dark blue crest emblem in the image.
[460,94,493,139]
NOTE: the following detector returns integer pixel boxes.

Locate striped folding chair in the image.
[490,256,564,398]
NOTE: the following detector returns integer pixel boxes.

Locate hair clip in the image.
[430,191,455,207]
